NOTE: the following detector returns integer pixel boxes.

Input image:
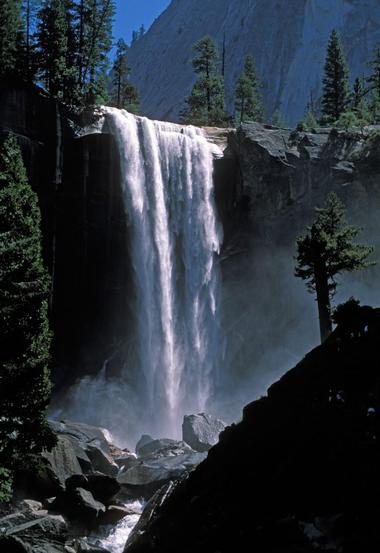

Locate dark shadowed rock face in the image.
[125,307,380,553]
[0,82,131,387]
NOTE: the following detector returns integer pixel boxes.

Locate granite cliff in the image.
[128,0,380,124]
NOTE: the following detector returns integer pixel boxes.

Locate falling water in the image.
[105,108,222,438]
[54,108,222,443]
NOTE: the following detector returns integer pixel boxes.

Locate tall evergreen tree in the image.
[19,0,40,81]
[295,193,374,343]
[321,29,350,124]
[367,43,380,100]
[0,0,23,77]
[79,0,115,103]
[181,36,226,126]
[111,38,139,112]
[235,55,263,124]
[36,0,70,98]
[0,134,56,495]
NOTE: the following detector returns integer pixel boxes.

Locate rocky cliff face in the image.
[218,123,380,416]
[0,82,131,386]
[128,0,380,124]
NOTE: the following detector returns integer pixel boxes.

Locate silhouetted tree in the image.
[295,193,374,342]
[321,29,350,124]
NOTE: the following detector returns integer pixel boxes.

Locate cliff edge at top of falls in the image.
[127,0,380,124]
[126,305,380,553]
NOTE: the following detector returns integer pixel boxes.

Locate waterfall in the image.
[53,108,222,444]
[105,108,222,438]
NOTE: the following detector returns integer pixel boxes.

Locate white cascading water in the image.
[54,108,222,443]
[104,108,222,439]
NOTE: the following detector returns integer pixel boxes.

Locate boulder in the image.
[182,413,226,452]
[114,453,139,470]
[49,421,111,449]
[40,435,83,494]
[84,442,118,476]
[65,436,93,473]
[97,505,138,526]
[137,439,192,459]
[5,514,67,539]
[86,472,120,504]
[65,474,89,491]
[135,435,154,456]
[117,450,206,494]
[53,488,106,522]
[18,500,45,514]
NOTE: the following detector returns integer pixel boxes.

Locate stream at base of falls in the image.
[88,499,144,553]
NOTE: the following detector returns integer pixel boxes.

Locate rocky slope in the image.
[125,305,380,553]
[128,0,380,124]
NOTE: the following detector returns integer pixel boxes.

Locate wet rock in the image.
[75,539,110,553]
[135,435,154,456]
[53,488,106,522]
[84,443,118,477]
[85,472,120,504]
[114,453,138,470]
[182,413,226,452]
[117,449,206,495]
[137,439,191,458]
[98,505,138,526]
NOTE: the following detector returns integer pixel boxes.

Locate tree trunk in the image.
[315,261,332,343]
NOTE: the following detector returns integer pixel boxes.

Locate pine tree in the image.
[235,55,263,124]
[0,134,56,493]
[295,193,374,343]
[36,0,70,98]
[321,29,350,124]
[367,43,380,100]
[111,38,139,112]
[0,0,23,77]
[181,36,226,126]
[19,0,40,82]
[79,0,115,103]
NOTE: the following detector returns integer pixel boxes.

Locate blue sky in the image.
[114,0,171,44]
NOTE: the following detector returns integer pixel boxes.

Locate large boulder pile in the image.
[3,416,214,552]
